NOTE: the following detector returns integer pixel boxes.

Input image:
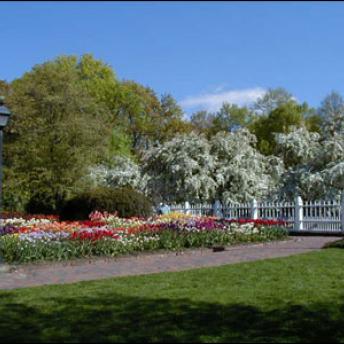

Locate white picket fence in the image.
[168,196,344,234]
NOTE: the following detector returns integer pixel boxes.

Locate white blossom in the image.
[276,127,344,199]
[89,156,148,193]
[211,129,284,203]
[143,132,217,202]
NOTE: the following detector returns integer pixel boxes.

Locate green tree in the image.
[4,55,111,212]
[212,102,253,133]
[249,101,310,155]
[107,126,134,161]
[115,84,193,153]
[115,80,162,152]
[305,113,323,133]
[77,53,121,112]
[0,80,10,98]
[159,94,193,141]
[253,87,294,115]
[190,110,216,137]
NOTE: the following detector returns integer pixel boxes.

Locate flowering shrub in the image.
[0,212,288,263]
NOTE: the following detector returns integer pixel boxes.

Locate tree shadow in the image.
[0,292,343,343]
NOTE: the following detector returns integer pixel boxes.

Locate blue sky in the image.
[1,1,344,114]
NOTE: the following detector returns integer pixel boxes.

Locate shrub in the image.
[323,239,344,249]
[25,191,64,215]
[60,187,153,220]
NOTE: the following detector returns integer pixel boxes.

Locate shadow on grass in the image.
[0,292,343,343]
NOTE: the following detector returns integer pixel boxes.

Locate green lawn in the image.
[1,249,344,343]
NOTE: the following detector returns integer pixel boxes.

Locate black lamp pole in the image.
[0,97,11,215]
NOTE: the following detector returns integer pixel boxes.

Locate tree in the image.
[249,101,310,155]
[318,91,344,137]
[190,104,253,137]
[77,53,120,111]
[160,94,184,119]
[107,126,134,160]
[275,127,344,200]
[143,129,285,204]
[275,127,321,169]
[0,80,10,98]
[4,55,111,212]
[115,80,163,152]
[143,132,217,203]
[158,94,193,141]
[89,155,147,193]
[211,129,283,203]
[190,110,216,136]
[253,87,295,115]
[304,113,323,133]
[211,102,253,133]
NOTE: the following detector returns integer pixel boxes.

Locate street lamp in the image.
[0,96,11,214]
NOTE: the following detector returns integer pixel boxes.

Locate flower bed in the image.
[0,212,288,264]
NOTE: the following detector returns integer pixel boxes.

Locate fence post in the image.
[251,199,258,220]
[184,201,191,215]
[294,195,303,231]
[341,193,344,232]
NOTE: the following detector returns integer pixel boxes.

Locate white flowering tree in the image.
[275,127,344,199]
[321,134,344,195]
[89,155,148,193]
[319,91,344,137]
[143,132,217,203]
[211,129,284,203]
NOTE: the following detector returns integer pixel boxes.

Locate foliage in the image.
[143,132,217,203]
[107,127,134,160]
[4,55,112,211]
[250,101,312,155]
[2,168,29,212]
[144,129,285,203]
[275,126,321,168]
[26,190,64,215]
[115,80,163,152]
[60,187,153,220]
[3,54,344,208]
[190,103,253,137]
[0,80,10,98]
[318,91,344,137]
[77,53,120,110]
[159,94,193,140]
[2,55,194,212]
[324,238,344,249]
[253,87,295,115]
[211,102,253,133]
[89,155,147,193]
[114,84,193,154]
[275,127,344,199]
[211,129,284,202]
[190,110,216,136]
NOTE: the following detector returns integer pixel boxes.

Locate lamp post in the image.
[0,97,11,215]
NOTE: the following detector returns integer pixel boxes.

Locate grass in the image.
[1,249,344,343]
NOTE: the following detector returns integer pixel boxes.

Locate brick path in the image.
[0,236,340,290]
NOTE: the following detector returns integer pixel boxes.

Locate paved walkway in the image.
[0,236,340,290]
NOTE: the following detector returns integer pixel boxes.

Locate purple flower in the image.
[0,225,20,236]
